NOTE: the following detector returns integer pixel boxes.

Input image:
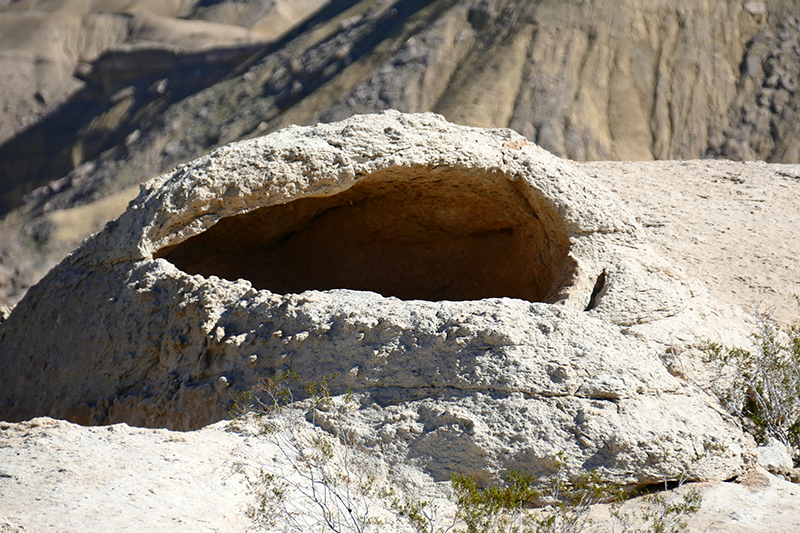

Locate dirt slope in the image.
[0,0,328,211]
[0,0,328,144]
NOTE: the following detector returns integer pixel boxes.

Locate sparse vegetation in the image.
[449,459,618,533]
[703,303,800,460]
[448,454,701,533]
[232,374,702,533]
[231,372,388,532]
[609,474,702,533]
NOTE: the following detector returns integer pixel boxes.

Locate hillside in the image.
[1,0,800,307]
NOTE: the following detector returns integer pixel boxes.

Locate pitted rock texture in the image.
[0,112,752,484]
[0,418,797,533]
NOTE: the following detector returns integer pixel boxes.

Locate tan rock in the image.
[757,437,794,476]
[0,0,325,213]
[0,418,795,533]
[0,112,753,485]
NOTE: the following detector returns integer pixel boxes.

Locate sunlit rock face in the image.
[0,112,752,485]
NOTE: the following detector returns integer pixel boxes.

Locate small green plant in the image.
[450,470,540,533]
[610,473,702,533]
[232,372,388,533]
[528,456,622,533]
[449,453,700,533]
[450,453,624,533]
[703,305,800,457]
[233,376,702,533]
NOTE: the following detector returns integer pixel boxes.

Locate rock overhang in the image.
[116,110,643,308]
[154,166,571,302]
[0,111,753,486]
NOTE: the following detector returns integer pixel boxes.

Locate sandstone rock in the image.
[0,112,752,485]
[0,418,794,533]
[581,159,800,325]
[757,437,794,476]
[744,2,767,15]
[0,417,263,533]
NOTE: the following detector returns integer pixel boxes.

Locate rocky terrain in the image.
[2,1,800,531]
[1,112,800,531]
[2,0,800,308]
[583,159,800,325]
[2,417,799,532]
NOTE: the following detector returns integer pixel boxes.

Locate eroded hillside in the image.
[1,0,799,307]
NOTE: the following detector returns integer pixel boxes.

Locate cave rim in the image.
[153,165,577,304]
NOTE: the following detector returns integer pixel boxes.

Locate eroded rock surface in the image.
[1,418,795,533]
[0,112,753,484]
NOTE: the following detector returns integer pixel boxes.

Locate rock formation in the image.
[1,417,799,532]
[4,0,800,309]
[0,112,753,485]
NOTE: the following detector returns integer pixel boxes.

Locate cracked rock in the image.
[0,112,753,485]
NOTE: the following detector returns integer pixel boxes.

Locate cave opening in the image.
[155,168,572,302]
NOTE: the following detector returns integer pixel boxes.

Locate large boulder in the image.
[0,111,752,484]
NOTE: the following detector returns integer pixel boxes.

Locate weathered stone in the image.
[743,56,764,78]
[744,1,767,15]
[0,112,752,485]
[757,437,794,475]
[772,89,791,113]
[0,418,797,532]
